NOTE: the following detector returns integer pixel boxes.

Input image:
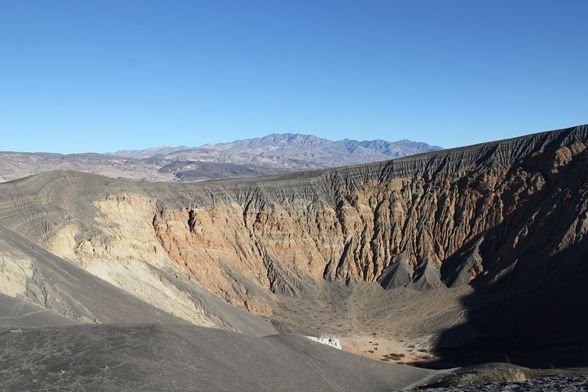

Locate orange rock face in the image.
[144,133,588,313]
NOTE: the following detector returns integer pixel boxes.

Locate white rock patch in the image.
[305,336,342,350]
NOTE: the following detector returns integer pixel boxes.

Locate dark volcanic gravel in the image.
[417,375,588,391]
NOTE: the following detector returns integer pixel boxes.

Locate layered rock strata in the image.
[0,125,586,321]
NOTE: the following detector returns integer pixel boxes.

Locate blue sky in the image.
[0,0,586,153]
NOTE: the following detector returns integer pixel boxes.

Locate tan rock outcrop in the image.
[0,248,33,298]
[46,193,221,326]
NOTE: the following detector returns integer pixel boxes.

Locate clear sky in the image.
[0,0,586,153]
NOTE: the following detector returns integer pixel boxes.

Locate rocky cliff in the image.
[0,125,586,327]
[140,124,588,311]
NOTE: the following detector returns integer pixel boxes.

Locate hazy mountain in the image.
[109,145,189,159]
[0,133,440,182]
[156,133,442,168]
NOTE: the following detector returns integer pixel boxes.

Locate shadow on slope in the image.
[429,132,588,368]
[433,227,588,369]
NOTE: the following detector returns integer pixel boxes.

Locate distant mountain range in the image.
[0,133,441,182]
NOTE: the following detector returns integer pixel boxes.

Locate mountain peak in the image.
[0,132,441,183]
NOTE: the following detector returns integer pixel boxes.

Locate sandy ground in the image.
[341,335,437,364]
[272,283,473,365]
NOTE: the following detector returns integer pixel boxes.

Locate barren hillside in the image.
[0,125,587,372]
